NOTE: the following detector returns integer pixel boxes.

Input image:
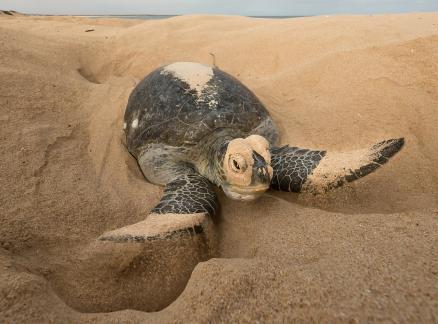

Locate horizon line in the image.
[3,11,308,17]
[3,9,437,17]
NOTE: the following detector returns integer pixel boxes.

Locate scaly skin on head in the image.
[194,131,272,201]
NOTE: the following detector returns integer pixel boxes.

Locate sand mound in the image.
[0,13,437,322]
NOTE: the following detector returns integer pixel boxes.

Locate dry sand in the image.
[1,11,437,323]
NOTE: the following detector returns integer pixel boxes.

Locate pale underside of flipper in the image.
[98,213,208,242]
[270,138,404,193]
[98,173,218,243]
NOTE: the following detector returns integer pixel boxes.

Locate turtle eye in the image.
[229,154,247,173]
[233,160,240,169]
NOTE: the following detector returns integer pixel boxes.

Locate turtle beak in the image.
[251,151,271,186]
[222,185,267,201]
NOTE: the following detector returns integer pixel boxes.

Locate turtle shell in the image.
[124,62,273,157]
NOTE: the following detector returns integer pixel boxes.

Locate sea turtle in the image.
[99,62,404,242]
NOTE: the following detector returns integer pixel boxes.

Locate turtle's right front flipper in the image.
[98,173,218,243]
[270,138,404,193]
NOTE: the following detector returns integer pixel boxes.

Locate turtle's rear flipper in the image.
[270,138,404,193]
[98,171,218,243]
[98,213,208,242]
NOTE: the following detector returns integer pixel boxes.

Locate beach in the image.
[0,11,437,322]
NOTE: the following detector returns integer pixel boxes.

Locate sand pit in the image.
[0,12,437,322]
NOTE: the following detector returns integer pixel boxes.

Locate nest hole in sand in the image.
[46,229,217,313]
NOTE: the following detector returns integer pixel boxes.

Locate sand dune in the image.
[0,12,437,322]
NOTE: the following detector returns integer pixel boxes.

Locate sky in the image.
[2,0,438,16]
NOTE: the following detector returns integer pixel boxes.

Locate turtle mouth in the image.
[222,184,269,201]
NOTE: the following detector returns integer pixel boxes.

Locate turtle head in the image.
[220,135,273,201]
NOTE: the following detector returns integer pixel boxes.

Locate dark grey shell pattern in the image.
[124,62,278,158]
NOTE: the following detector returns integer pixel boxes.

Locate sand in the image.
[0,11,437,323]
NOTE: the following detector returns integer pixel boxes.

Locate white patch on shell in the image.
[131,118,138,129]
[208,99,219,109]
[161,62,213,97]
[123,122,127,130]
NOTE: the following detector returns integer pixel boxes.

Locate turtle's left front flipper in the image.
[98,173,218,243]
[270,138,404,193]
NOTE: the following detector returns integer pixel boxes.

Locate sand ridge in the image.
[0,12,437,323]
